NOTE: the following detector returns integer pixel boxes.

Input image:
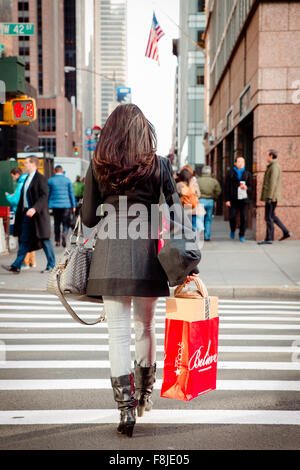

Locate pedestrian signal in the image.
[2,96,37,125]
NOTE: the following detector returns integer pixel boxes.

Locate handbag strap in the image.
[56,272,105,326]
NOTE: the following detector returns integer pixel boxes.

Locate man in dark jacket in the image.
[2,156,55,274]
[48,165,76,247]
[224,156,252,242]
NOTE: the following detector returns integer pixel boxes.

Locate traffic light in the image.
[74,146,79,156]
[1,95,37,125]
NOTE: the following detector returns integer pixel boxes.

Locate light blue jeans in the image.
[103,296,158,377]
[200,198,215,240]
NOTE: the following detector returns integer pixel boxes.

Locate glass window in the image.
[196,65,205,85]
[198,0,205,12]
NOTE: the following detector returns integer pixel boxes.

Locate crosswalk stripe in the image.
[0,333,299,341]
[1,322,300,329]
[1,360,299,370]
[1,313,299,321]
[2,344,298,352]
[0,409,299,425]
[0,379,299,391]
[1,293,300,305]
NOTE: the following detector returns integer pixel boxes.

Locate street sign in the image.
[0,23,34,36]
[85,127,93,137]
[117,87,131,103]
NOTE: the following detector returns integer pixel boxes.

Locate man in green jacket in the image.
[197,166,221,241]
[258,150,291,245]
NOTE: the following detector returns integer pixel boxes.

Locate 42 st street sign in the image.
[0,23,34,36]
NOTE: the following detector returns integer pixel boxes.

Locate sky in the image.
[127,0,180,156]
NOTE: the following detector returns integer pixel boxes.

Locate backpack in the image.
[179,183,199,209]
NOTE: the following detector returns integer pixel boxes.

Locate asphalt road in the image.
[0,291,299,451]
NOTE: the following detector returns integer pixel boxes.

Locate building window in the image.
[18,2,29,10]
[39,138,56,155]
[196,65,205,85]
[198,0,205,12]
[38,108,56,132]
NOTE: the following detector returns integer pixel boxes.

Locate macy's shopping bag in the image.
[160,279,219,401]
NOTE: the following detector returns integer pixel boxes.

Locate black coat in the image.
[81,157,177,298]
[14,171,51,250]
[224,168,252,203]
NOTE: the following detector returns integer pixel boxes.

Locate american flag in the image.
[145,12,165,64]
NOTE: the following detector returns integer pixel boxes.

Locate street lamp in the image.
[24,145,45,151]
[64,66,116,84]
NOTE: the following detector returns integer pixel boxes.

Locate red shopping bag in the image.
[160,281,219,401]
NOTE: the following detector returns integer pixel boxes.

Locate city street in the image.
[0,290,299,450]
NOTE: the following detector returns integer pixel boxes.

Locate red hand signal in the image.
[14,102,25,118]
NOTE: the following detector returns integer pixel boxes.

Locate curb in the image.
[1,285,300,299]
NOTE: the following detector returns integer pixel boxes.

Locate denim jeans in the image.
[12,212,55,270]
[200,198,215,240]
[103,295,158,377]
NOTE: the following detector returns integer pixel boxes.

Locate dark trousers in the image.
[52,208,71,242]
[229,200,248,237]
[265,200,289,241]
[12,211,55,270]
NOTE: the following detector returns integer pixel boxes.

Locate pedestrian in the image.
[48,165,77,247]
[176,168,204,231]
[5,167,36,269]
[258,150,291,245]
[81,103,199,437]
[197,165,222,241]
[1,156,55,274]
[224,156,252,242]
[73,174,84,205]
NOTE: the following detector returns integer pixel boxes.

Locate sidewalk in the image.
[0,216,299,298]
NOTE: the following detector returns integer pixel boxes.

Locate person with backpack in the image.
[176,168,204,231]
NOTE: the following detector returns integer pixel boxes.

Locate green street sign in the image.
[0,23,34,36]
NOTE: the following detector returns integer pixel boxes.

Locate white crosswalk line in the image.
[1,360,299,370]
[1,321,300,329]
[2,344,299,352]
[0,379,299,391]
[0,409,299,425]
[0,333,299,341]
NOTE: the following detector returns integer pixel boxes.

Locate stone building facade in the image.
[204,0,300,240]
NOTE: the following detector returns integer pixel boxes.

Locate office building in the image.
[175,0,206,170]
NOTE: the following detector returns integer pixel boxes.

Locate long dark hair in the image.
[93,104,160,193]
[177,168,193,185]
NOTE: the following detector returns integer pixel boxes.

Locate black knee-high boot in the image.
[110,373,138,437]
[134,361,156,417]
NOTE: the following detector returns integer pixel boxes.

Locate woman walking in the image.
[176,168,204,231]
[81,104,198,437]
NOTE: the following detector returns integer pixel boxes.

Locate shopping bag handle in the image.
[174,277,208,298]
